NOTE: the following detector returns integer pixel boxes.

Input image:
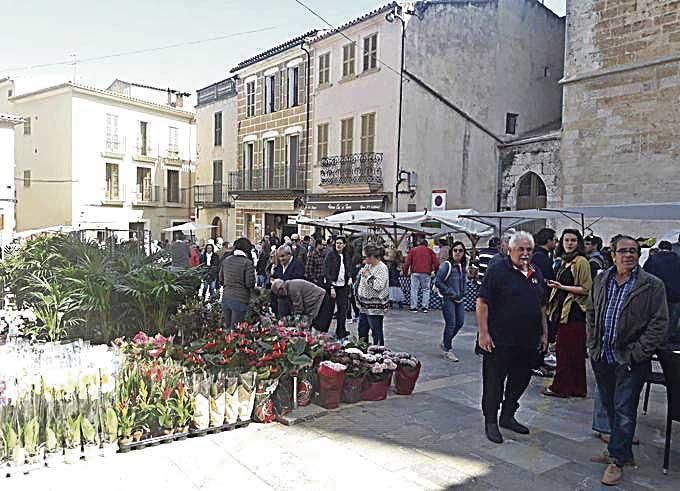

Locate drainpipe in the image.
[387,7,408,212]
[301,43,312,201]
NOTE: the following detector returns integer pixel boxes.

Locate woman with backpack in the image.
[434,241,467,362]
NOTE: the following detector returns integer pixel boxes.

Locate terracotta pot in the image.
[132,430,143,442]
[118,436,131,446]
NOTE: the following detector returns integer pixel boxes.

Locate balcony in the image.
[131,185,162,206]
[134,143,156,162]
[194,184,230,207]
[320,152,383,190]
[164,187,189,206]
[229,164,306,193]
[102,137,126,158]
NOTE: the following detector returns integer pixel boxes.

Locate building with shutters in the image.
[1,79,196,242]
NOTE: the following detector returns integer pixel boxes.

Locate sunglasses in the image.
[452,248,465,253]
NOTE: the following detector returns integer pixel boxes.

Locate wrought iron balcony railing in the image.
[132,185,161,204]
[320,152,383,187]
[229,164,306,192]
[194,184,230,206]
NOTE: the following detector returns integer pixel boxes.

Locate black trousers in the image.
[328,285,349,338]
[481,346,533,424]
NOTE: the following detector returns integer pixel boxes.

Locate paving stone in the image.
[276,404,328,425]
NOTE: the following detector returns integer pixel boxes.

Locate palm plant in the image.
[22,273,84,342]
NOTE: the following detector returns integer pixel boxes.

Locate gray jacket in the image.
[220,254,255,305]
[285,279,326,320]
[586,267,668,364]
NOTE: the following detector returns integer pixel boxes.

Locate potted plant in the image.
[63,409,82,464]
[169,383,193,437]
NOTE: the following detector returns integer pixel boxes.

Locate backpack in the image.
[433,261,452,298]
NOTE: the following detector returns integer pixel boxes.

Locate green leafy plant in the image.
[22,273,84,341]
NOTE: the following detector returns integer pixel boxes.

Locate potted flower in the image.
[361,353,397,401]
[115,399,135,450]
[63,408,82,464]
[393,353,421,395]
[169,383,193,438]
[99,404,118,457]
[156,387,177,439]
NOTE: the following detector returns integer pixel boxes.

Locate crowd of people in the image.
[172,225,679,487]
[476,228,679,486]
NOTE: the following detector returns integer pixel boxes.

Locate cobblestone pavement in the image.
[7,310,679,490]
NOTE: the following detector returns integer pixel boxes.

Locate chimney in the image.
[176,93,184,108]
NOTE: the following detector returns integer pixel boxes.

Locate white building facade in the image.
[0,112,22,247]
[4,81,196,241]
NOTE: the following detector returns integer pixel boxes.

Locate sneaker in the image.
[409,307,418,313]
[439,342,446,352]
[590,451,636,467]
[543,353,557,367]
[601,463,622,486]
[421,308,428,313]
[444,350,459,362]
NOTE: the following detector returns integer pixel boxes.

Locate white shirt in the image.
[205,252,213,265]
[333,254,346,287]
[233,250,247,258]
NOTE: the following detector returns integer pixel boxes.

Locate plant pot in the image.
[342,376,365,404]
[361,377,391,401]
[44,450,62,468]
[163,428,174,436]
[118,436,132,446]
[395,362,421,395]
[63,447,81,464]
[12,447,26,467]
[132,430,143,442]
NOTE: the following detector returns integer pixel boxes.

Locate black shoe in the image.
[499,415,530,435]
[485,423,503,444]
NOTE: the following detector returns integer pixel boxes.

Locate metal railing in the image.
[319,152,383,187]
[194,184,230,206]
[165,186,188,205]
[133,185,161,204]
[229,164,306,192]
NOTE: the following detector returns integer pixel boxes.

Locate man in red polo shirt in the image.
[403,238,438,313]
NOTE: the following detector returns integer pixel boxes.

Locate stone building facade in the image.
[560,0,680,239]
[194,78,238,243]
[230,31,317,241]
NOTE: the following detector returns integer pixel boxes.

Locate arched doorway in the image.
[516,172,547,233]
[211,216,222,240]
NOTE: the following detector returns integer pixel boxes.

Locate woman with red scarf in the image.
[542,229,592,398]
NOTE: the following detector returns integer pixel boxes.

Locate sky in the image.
[0,0,566,102]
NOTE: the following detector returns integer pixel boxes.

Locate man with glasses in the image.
[587,235,668,486]
[477,231,548,444]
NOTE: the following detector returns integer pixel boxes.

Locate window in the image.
[264,139,275,188]
[7,89,12,98]
[287,66,299,108]
[244,142,254,188]
[360,113,376,153]
[544,66,551,78]
[105,163,119,200]
[341,118,354,156]
[342,43,356,78]
[246,82,256,117]
[287,134,300,187]
[106,114,119,151]
[167,169,180,203]
[505,113,518,135]
[212,160,223,202]
[23,170,31,188]
[136,167,152,201]
[264,75,276,113]
[168,126,179,155]
[318,53,330,85]
[317,123,329,161]
[214,112,222,146]
[23,117,31,135]
[139,121,149,155]
[363,34,378,71]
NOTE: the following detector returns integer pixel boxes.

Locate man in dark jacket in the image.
[585,235,607,280]
[199,244,220,300]
[587,235,668,486]
[323,236,351,338]
[532,228,557,282]
[643,240,680,345]
[271,279,326,327]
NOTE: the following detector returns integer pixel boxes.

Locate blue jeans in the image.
[442,298,465,350]
[592,393,611,434]
[222,297,248,329]
[201,279,216,299]
[410,273,431,309]
[256,274,267,288]
[668,302,680,345]
[591,357,650,465]
[358,313,384,345]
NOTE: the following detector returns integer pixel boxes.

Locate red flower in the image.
[162,386,172,401]
[133,331,150,345]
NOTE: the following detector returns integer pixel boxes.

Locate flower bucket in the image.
[237,372,257,422]
[272,374,294,417]
[394,362,421,395]
[316,362,346,409]
[83,445,99,460]
[296,369,315,407]
[342,375,365,404]
[253,378,279,423]
[361,377,391,401]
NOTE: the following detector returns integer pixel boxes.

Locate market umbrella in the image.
[162,222,217,233]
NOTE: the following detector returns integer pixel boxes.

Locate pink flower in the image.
[148,348,163,359]
[133,331,150,345]
[153,333,169,347]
